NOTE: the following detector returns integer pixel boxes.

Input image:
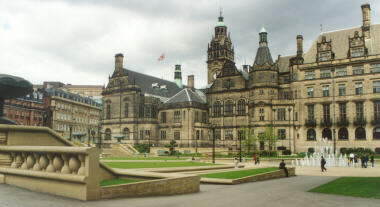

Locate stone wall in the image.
[232,167,295,184]
[100,175,200,199]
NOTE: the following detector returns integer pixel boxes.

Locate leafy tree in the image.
[165,140,178,155]
[259,126,279,151]
[240,127,257,154]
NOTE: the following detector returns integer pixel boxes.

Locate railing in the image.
[320,118,332,127]
[353,116,366,126]
[336,117,349,127]
[305,118,317,127]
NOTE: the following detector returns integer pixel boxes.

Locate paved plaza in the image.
[1,166,379,207]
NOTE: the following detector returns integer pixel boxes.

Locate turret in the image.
[174,64,183,88]
[115,53,124,72]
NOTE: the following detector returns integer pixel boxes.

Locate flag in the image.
[158,53,165,61]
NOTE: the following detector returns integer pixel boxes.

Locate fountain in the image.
[293,137,354,167]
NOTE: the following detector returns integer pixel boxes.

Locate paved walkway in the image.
[0,175,379,207]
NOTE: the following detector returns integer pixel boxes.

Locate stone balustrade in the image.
[0,146,100,200]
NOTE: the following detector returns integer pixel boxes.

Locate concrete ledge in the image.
[100,175,200,199]
[147,164,244,173]
[0,173,4,183]
[201,167,296,185]
[0,168,87,183]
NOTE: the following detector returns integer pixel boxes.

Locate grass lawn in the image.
[100,178,140,187]
[309,177,380,199]
[200,167,279,179]
[101,157,187,161]
[104,161,216,169]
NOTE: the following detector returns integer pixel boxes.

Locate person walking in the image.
[370,154,375,168]
[279,160,288,177]
[354,155,358,167]
[234,157,238,169]
[349,152,354,165]
[360,156,365,168]
[254,153,258,165]
[321,156,327,172]
[365,155,369,168]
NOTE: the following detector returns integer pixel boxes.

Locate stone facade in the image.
[102,4,380,154]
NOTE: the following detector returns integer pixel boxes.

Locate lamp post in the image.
[69,117,75,142]
[331,68,337,154]
[91,128,95,146]
[211,124,216,164]
[288,107,292,153]
[239,131,242,162]
[272,108,276,151]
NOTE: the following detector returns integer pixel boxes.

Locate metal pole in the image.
[212,127,215,164]
[69,125,72,141]
[288,108,292,153]
[332,68,336,154]
[239,133,242,162]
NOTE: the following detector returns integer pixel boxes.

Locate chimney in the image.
[187,75,194,90]
[115,53,124,71]
[361,4,371,39]
[242,65,249,73]
[296,35,303,57]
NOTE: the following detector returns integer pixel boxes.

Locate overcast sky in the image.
[1,0,379,88]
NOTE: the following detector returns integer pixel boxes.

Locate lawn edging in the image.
[201,167,295,185]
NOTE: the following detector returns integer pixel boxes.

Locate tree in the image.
[165,140,178,155]
[259,126,279,151]
[240,127,257,154]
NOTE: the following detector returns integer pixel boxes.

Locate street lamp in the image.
[210,124,216,164]
[91,128,95,146]
[239,130,242,162]
[69,117,75,141]
[272,108,276,151]
[288,107,292,153]
[331,68,337,155]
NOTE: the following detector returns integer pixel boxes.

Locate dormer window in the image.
[317,36,333,62]
[349,31,365,58]
[152,83,159,89]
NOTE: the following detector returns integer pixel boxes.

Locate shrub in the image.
[282,149,292,155]
[134,144,150,153]
[340,148,374,157]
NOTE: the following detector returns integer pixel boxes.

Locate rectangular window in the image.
[374,101,380,120]
[238,130,245,140]
[259,116,264,121]
[319,52,331,61]
[338,84,346,96]
[335,67,347,77]
[320,69,331,79]
[225,130,233,140]
[124,103,128,118]
[308,105,314,120]
[339,103,346,119]
[277,108,286,121]
[215,130,221,140]
[355,82,363,94]
[323,104,330,121]
[160,112,167,123]
[106,104,111,119]
[259,90,264,95]
[322,85,330,97]
[174,131,180,140]
[370,63,380,73]
[351,47,364,57]
[202,112,207,123]
[305,71,315,80]
[145,130,150,139]
[145,106,151,118]
[174,111,181,123]
[356,102,364,119]
[373,81,380,93]
[278,129,286,140]
[140,130,144,140]
[195,111,199,122]
[307,87,314,98]
[295,112,298,121]
[160,130,166,140]
[353,65,364,75]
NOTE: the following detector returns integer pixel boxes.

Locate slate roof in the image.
[122,68,182,98]
[254,46,274,66]
[44,88,100,107]
[277,55,294,73]
[165,88,206,104]
[303,24,380,64]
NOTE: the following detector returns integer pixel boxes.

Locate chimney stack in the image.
[115,53,124,71]
[174,64,183,88]
[296,35,303,57]
[187,75,194,90]
[361,4,371,39]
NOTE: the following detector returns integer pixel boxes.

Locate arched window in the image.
[213,101,221,117]
[338,128,349,140]
[355,127,366,140]
[307,129,316,141]
[373,128,380,140]
[322,128,332,140]
[124,103,128,118]
[105,128,111,140]
[123,128,130,140]
[225,100,234,116]
[237,99,246,116]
